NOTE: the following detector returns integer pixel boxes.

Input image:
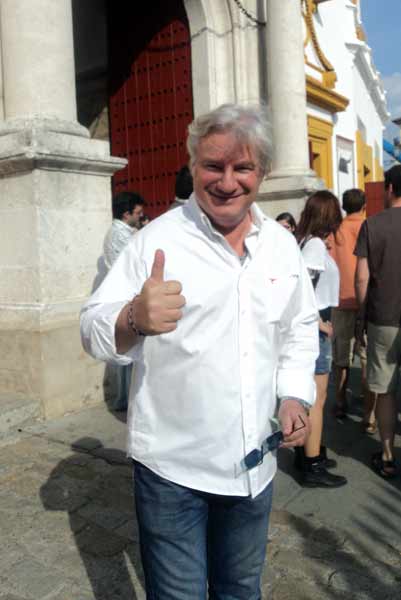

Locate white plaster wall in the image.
[353,66,383,148]
[337,136,355,202]
[306,0,387,191]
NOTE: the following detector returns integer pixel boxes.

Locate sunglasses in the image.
[235,416,306,477]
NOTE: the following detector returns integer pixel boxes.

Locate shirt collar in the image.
[187,193,265,239]
[113,219,136,233]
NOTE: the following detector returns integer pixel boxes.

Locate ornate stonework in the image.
[302,0,337,89]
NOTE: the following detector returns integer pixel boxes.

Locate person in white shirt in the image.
[80,104,318,599]
[296,191,347,488]
[103,192,144,269]
[103,191,144,410]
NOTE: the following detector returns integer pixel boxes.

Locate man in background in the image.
[103,191,145,410]
[104,191,145,270]
[331,189,376,432]
[169,164,193,209]
[355,166,401,478]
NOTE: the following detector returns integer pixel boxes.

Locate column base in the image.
[0,125,126,420]
[0,305,105,420]
[257,172,325,219]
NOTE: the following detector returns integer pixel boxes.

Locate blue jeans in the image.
[133,461,273,600]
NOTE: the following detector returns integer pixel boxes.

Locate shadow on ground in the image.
[40,438,144,600]
[274,362,401,599]
[266,506,401,599]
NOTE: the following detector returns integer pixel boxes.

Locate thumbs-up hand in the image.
[132,249,186,335]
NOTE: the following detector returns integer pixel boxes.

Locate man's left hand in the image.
[278,399,310,448]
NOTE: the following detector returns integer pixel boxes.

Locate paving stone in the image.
[114,518,140,543]
[92,447,131,466]
[0,395,400,599]
[74,522,129,557]
[0,595,31,600]
[43,586,94,600]
[71,437,103,452]
[76,502,129,531]
[89,485,134,515]
[3,559,67,600]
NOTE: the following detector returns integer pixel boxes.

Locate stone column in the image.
[0,0,85,134]
[0,0,126,426]
[258,0,322,218]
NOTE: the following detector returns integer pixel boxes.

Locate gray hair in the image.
[187,103,273,174]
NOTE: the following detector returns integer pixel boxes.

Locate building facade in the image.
[303,0,388,200]
[0,0,387,423]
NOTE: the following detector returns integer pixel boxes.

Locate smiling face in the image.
[192,131,264,233]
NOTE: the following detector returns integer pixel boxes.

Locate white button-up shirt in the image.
[103,219,138,270]
[80,196,318,498]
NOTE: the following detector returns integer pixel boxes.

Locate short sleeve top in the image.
[355,207,401,325]
[301,237,339,311]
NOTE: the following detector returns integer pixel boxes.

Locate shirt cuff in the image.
[277,370,316,408]
[83,301,144,365]
[279,397,311,412]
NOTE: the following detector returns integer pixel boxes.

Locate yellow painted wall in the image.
[374,157,384,181]
[355,129,376,189]
[308,116,333,189]
[355,130,365,189]
[364,144,373,183]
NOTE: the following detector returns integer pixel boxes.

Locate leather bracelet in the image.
[127,296,146,337]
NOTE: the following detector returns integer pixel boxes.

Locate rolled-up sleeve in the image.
[276,254,319,407]
[80,238,147,365]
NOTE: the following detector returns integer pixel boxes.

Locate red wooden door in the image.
[108,1,194,219]
[365,181,385,217]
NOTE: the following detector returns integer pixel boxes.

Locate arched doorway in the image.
[108,0,194,219]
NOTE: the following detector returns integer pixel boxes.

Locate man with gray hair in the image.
[80,104,318,598]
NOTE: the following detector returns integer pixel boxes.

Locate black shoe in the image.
[319,445,337,469]
[302,462,347,488]
[294,446,337,470]
[294,446,305,470]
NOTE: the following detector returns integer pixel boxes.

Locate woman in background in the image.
[276,211,296,233]
[295,191,347,488]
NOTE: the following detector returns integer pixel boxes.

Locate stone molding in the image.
[260,173,324,201]
[346,41,389,125]
[0,116,89,138]
[306,75,349,113]
[0,125,127,177]
[302,0,337,89]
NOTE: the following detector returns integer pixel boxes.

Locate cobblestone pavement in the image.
[1,373,400,599]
